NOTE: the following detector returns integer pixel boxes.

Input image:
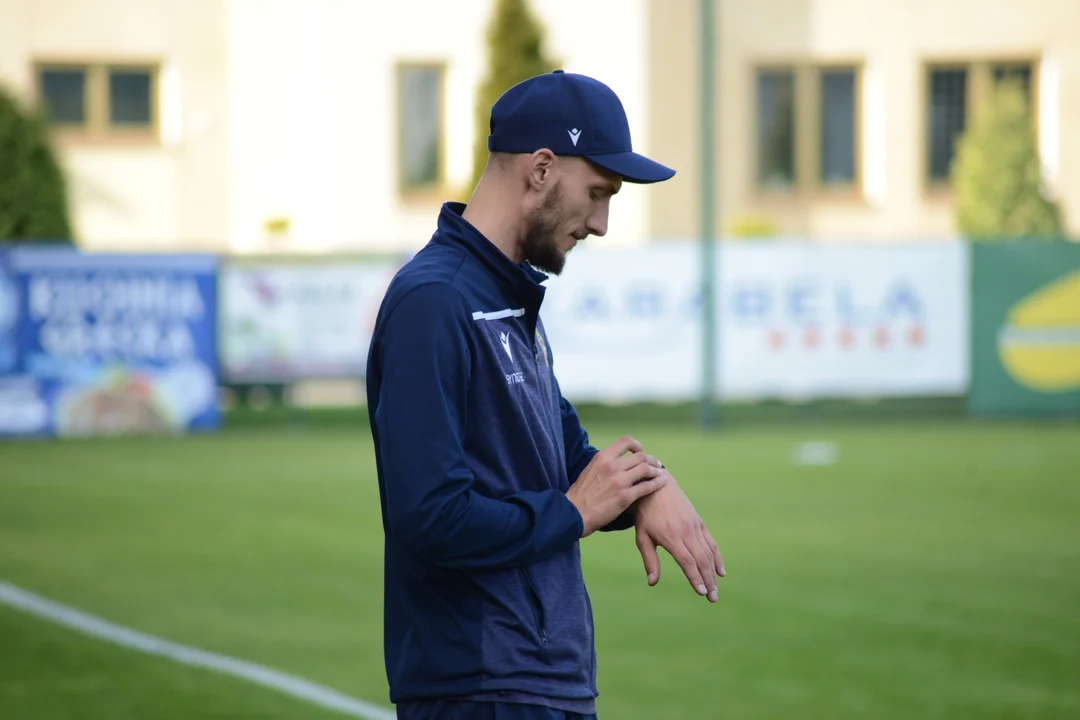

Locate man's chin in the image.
[535,262,565,276]
[524,238,573,275]
[528,254,566,276]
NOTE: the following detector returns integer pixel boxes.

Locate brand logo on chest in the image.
[499,331,514,362]
[472,306,531,389]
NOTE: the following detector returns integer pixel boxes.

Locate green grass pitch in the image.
[0,417,1078,719]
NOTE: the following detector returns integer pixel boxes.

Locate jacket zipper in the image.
[520,568,548,644]
[522,323,554,647]
[534,339,566,484]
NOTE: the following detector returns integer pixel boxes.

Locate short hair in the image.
[487,151,517,171]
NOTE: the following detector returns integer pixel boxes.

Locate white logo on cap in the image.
[568,128,582,146]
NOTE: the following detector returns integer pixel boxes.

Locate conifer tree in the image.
[469,0,559,193]
[0,85,75,244]
[952,77,1064,240]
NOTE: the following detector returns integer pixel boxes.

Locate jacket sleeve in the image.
[557,378,636,533]
[372,282,584,570]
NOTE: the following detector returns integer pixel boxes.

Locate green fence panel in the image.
[969,241,1080,416]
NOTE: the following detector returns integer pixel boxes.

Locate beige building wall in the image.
[1,0,651,254]
[0,0,231,251]
[12,0,1069,251]
[647,0,1080,242]
[223,0,650,254]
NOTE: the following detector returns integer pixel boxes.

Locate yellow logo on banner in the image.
[997,269,1080,392]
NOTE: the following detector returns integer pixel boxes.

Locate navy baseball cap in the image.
[487,69,676,184]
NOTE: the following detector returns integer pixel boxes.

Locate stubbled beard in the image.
[522,182,568,275]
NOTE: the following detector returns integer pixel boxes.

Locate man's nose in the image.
[585,205,609,237]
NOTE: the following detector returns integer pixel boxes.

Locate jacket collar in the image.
[434,202,548,312]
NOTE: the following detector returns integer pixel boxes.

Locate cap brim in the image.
[584,151,676,184]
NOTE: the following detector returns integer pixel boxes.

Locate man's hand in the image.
[566,435,668,538]
[634,474,725,602]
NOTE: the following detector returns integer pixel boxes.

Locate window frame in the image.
[987,58,1040,132]
[750,59,864,201]
[394,59,448,203]
[919,54,1040,195]
[32,57,161,145]
[923,62,970,190]
[752,64,798,192]
[813,62,863,196]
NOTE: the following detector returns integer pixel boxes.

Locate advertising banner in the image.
[219,261,399,383]
[0,248,16,376]
[716,242,970,400]
[1,248,220,438]
[969,242,1080,416]
[539,241,969,403]
[0,248,48,437]
[539,244,702,403]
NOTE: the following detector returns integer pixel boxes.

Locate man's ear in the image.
[526,149,557,191]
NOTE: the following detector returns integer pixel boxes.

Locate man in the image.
[366,70,725,720]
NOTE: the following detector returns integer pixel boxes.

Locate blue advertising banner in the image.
[0,248,16,375]
[0,248,220,438]
[0,248,50,437]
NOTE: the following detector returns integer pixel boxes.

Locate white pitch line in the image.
[0,580,396,720]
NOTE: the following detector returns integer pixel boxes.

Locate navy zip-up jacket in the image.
[366,202,634,713]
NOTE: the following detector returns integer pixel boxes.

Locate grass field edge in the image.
[0,580,396,720]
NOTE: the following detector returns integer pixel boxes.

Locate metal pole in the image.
[699,0,720,429]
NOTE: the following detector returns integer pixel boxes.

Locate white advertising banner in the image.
[220,261,399,382]
[716,242,970,399]
[539,244,702,403]
[215,242,969,400]
[539,241,969,403]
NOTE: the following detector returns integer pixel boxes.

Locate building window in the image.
[820,69,857,186]
[397,62,445,195]
[36,61,158,140]
[992,63,1033,104]
[924,59,1037,187]
[39,68,87,125]
[109,69,153,126]
[927,67,968,183]
[755,69,795,188]
[754,63,861,193]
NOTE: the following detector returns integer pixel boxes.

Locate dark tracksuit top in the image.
[366,202,634,715]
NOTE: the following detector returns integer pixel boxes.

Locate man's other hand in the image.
[566,436,668,538]
[633,475,725,602]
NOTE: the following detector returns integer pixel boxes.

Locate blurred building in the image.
[0,0,652,253]
[650,0,1080,243]
[0,0,1077,253]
